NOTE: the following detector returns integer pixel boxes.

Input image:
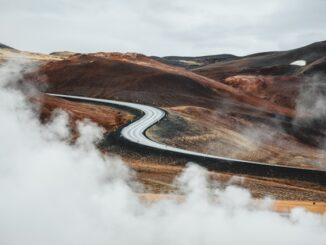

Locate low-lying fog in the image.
[0,61,325,245]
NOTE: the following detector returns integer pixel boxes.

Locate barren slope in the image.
[28,49,326,169]
[36,52,295,117]
[147,106,326,169]
[35,94,133,133]
[193,41,326,110]
[1,42,324,203]
[194,41,326,80]
[0,46,62,64]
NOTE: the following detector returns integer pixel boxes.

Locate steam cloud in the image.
[296,74,326,119]
[0,61,325,245]
[295,74,326,167]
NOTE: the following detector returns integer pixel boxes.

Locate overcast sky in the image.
[1,0,325,56]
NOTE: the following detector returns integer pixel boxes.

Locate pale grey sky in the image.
[1,0,325,56]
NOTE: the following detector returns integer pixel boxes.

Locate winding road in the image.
[48,93,326,184]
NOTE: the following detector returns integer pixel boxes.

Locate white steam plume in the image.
[296,74,326,119]
[0,61,325,245]
[295,74,326,168]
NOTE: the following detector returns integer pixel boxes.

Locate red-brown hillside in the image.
[35,94,133,133]
[192,41,326,110]
[35,52,295,118]
[25,44,326,167]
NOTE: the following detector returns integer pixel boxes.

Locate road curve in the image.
[48,93,326,184]
[48,93,263,163]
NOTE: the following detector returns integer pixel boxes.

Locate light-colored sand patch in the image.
[139,193,326,213]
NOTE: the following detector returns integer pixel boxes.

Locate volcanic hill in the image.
[1,41,326,201]
[23,42,325,170]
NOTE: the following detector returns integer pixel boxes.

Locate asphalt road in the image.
[48,93,326,184]
[48,93,263,162]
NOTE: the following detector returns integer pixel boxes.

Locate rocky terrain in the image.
[152,54,238,69]
[20,42,324,169]
[35,94,133,134]
[193,41,326,109]
[1,41,325,203]
[0,43,63,65]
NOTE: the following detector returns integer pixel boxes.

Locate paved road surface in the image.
[47,93,326,184]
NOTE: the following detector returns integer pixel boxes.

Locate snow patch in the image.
[290,60,306,66]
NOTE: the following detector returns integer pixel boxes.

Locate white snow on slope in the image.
[290,60,306,66]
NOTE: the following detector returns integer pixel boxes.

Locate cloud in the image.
[0,60,326,245]
[0,0,325,56]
